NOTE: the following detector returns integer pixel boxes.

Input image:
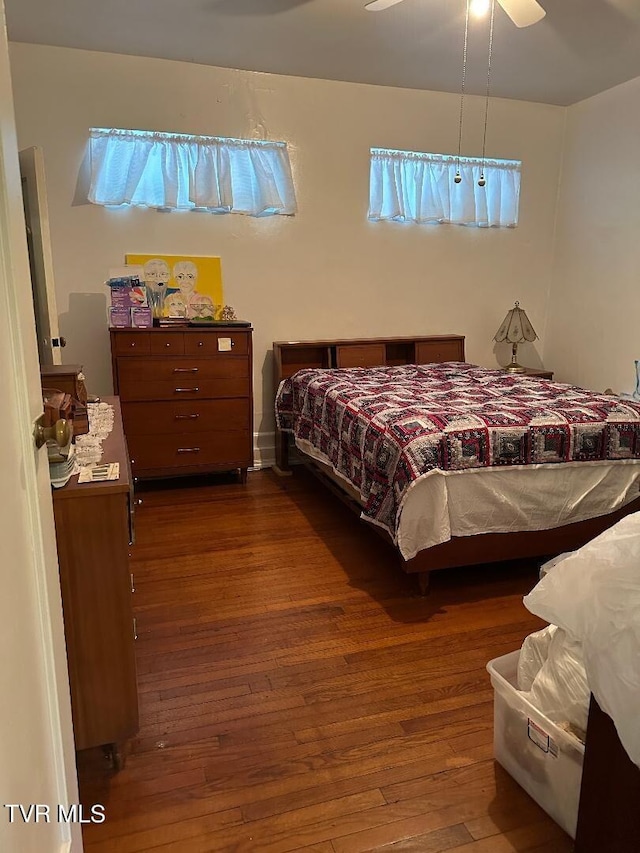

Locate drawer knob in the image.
[135,498,143,506]
[177,447,201,454]
[166,342,171,347]
[175,413,199,420]
[198,341,204,347]
[173,367,198,374]
[175,387,199,393]
[130,342,136,347]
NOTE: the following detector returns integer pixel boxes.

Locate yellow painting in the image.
[125,254,224,320]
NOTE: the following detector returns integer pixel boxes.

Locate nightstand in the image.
[512,367,554,380]
[41,363,88,402]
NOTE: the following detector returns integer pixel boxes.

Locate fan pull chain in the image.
[478,0,496,187]
[455,0,471,184]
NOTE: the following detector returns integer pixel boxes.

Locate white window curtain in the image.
[368,148,521,228]
[87,128,297,216]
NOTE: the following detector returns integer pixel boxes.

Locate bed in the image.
[273,334,640,591]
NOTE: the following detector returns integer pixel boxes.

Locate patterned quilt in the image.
[275,362,640,542]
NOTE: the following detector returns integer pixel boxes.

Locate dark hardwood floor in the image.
[77,467,573,852]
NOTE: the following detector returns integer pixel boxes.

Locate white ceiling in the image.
[6,0,640,106]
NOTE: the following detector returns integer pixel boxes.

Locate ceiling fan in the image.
[365,0,546,28]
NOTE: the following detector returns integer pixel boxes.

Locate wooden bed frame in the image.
[273,334,640,592]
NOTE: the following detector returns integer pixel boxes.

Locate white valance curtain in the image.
[87,128,297,216]
[368,148,521,228]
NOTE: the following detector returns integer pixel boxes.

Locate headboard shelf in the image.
[386,341,416,365]
[274,333,465,385]
[277,345,332,379]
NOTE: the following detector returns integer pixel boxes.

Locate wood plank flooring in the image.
[77,467,573,852]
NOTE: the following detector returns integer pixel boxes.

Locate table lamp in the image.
[493,301,538,373]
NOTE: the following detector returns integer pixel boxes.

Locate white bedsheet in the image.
[295,436,640,559]
[399,461,640,558]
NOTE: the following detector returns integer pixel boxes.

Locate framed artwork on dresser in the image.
[125,253,224,320]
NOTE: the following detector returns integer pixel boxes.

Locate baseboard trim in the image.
[253,431,275,470]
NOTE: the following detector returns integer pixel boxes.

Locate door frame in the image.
[0,1,81,850]
[19,145,63,366]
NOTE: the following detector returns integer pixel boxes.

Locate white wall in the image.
[9,43,566,457]
[545,75,640,394]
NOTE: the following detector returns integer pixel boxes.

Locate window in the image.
[368,148,521,228]
[87,128,297,216]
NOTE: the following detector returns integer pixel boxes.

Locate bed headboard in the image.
[273,334,465,387]
[272,334,465,474]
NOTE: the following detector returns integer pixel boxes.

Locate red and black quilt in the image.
[275,362,640,539]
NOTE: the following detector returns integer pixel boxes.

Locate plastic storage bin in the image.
[538,551,574,580]
[487,650,585,838]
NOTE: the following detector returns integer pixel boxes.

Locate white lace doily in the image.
[74,402,115,468]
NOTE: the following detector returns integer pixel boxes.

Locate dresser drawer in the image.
[184,331,249,356]
[150,333,185,356]
[117,357,249,383]
[122,399,250,435]
[336,344,386,368]
[415,340,464,364]
[128,430,251,472]
[118,377,250,402]
[113,332,151,356]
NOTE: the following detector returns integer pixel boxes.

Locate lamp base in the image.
[504,342,526,373]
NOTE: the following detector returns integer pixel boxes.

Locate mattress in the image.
[276,362,640,559]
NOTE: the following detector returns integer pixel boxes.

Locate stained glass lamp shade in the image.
[493,301,538,373]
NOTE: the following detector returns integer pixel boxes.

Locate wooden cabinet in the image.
[336,343,386,369]
[40,363,87,401]
[110,326,254,481]
[415,339,465,365]
[52,397,137,769]
[575,695,640,852]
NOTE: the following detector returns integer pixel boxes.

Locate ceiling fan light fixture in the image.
[364,0,546,29]
[470,0,490,18]
[498,0,546,28]
[364,0,405,11]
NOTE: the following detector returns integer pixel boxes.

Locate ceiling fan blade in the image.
[364,0,407,11]
[498,0,546,27]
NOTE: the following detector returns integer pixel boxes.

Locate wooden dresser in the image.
[575,695,640,852]
[110,325,254,482]
[52,397,137,769]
